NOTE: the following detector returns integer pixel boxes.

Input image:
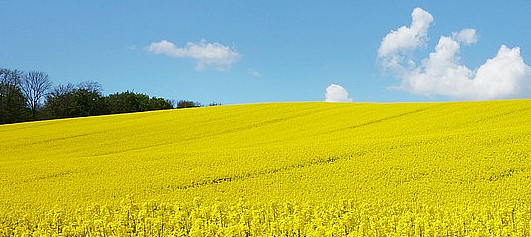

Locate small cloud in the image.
[378,7,531,100]
[325,84,352,102]
[452,28,477,45]
[248,69,260,77]
[146,39,241,71]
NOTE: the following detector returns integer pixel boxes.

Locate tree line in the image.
[0,68,207,125]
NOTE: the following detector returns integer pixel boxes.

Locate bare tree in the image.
[0,69,23,97]
[48,83,76,98]
[21,71,51,118]
[1,69,20,84]
[77,81,102,94]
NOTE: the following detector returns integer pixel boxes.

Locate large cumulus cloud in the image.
[378,7,531,100]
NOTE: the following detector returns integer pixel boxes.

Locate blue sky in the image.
[2,1,531,104]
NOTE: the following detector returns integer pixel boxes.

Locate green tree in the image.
[44,82,107,119]
[69,89,108,117]
[106,91,143,114]
[106,91,173,114]
[148,97,174,110]
[0,69,30,124]
[177,100,201,109]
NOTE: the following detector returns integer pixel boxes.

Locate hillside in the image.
[1,100,531,235]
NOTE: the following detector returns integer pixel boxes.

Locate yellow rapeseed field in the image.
[1,100,531,236]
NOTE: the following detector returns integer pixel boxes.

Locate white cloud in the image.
[147,39,241,71]
[378,8,531,100]
[325,84,352,102]
[248,69,260,77]
[378,7,433,70]
[452,28,477,45]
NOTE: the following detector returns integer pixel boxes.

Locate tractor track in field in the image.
[310,106,432,137]
[165,151,367,191]
[83,105,351,158]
